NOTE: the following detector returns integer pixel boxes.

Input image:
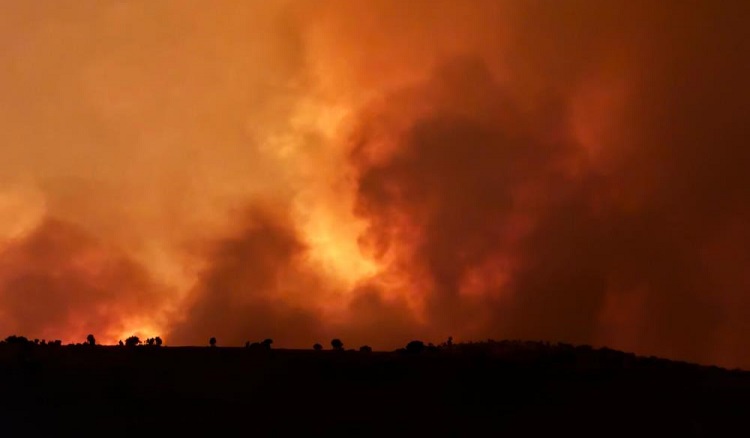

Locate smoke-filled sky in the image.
[1,0,748,368]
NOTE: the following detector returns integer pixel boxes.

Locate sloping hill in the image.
[0,340,747,436]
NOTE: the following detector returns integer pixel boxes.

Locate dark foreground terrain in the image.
[1,341,748,436]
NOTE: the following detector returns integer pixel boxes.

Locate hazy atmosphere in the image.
[1,1,748,368]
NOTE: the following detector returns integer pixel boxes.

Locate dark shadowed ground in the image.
[1,342,748,436]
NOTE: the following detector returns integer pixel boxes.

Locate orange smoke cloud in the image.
[0,218,168,343]
[1,1,749,368]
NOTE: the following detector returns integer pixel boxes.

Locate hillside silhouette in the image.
[0,336,748,436]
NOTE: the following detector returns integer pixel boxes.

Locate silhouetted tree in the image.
[209,337,217,347]
[313,343,323,351]
[86,334,96,346]
[359,345,372,353]
[51,340,62,347]
[5,335,30,345]
[331,339,344,351]
[406,340,425,354]
[118,340,124,347]
[155,336,163,347]
[261,339,273,350]
[125,336,140,347]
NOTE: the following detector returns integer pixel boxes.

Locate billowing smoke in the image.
[1,1,748,367]
[167,205,325,346]
[350,55,729,363]
[0,218,168,343]
[343,1,750,366]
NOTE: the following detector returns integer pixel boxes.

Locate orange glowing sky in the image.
[1,1,749,368]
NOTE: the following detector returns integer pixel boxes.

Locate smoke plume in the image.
[1,1,748,367]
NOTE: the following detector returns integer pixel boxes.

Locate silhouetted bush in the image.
[147,337,164,347]
[118,340,124,346]
[5,335,30,345]
[331,339,344,351]
[244,339,272,351]
[313,343,323,351]
[125,336,140,347]
[406,340,425,354]
[359,345,372,353]
[86,334,96,346]
[209,337,217,347]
